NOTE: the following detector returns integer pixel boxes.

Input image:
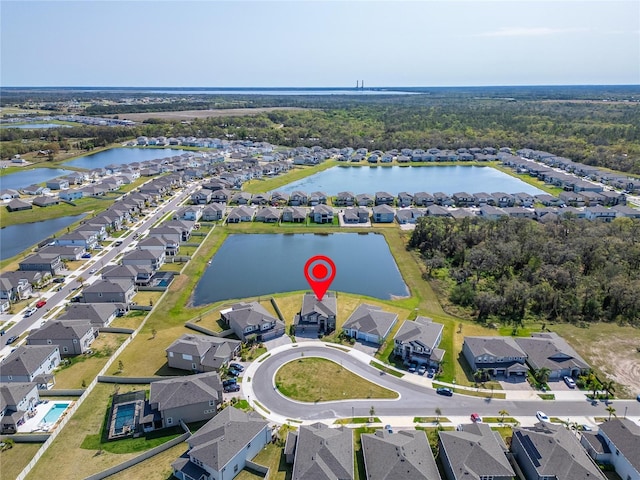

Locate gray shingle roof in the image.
[166,334,240,369]
[464,336,527,359]
[514,332,589,372]
[439,423,513,479]
[362,430,439,480]
[150,372,222,411]
[342,304,398,338]
[598,418,640,473]
[0,345,59,377]
[301,292,337,318]
[393,316,443,351]
[292,423,354,480]
[187,407,269,471]
[223,302,282,331]
[27,320,92,341]
[513,423,606,479]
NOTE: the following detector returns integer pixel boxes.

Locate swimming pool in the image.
[113,402,137,435]
[42,402,70,424]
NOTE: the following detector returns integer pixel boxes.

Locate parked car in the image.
[229,363,244,371]
[223,379,237,387]
[224,384,240,393]
[81,253,92,259]
[436,387,453,396]
[89,268,97,274]
[580,424,593,431]
[114,240,123,247]
[227,368,241,377]
[5,335,19,345]
[35,299,46,308]
[536,411,550,422]
[427,368,436,379]
[24,307,37,317]
[53,277,65,283]
[563,376,576,389]
[417,365,427,375]
[470,413,482,423]
[408,362,417,373]
[384,424,393,434]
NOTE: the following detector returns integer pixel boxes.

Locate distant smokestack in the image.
[356,80,359,89]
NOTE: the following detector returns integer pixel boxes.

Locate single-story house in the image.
[342,303,398,345]
[462,337,529,377]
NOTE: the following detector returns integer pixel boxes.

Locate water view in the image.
[0,168,75,191]
[0,214,86,260]
[1,123,72,129]
[192,233,408,305]
[63,147,189,170]
[275,165,545,196]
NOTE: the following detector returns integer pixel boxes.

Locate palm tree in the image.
[606,405,616,420]
[435,407,442,425]
[499,409,509,424]
[369,406,375,422]
[535,367,551,386]
[601,380,616,400]
[590,378,602,400]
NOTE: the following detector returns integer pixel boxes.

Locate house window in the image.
[73,339,78,344]
[234,465,239,473]
[63,347,68,353]
[247,442,251,449]
[209,400,215,406]
[167,417,173,425]
[47,339,52,344]
[168,352,173,357]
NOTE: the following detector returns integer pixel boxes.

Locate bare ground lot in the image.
[110,107,307,122]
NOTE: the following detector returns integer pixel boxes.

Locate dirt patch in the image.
[111,107,307,122]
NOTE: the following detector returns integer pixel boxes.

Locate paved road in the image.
[248,343,640,422]
[0,182,201,359]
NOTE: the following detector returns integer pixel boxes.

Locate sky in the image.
[1,0,639,87]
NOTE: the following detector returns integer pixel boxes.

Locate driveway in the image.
[263,334,293,350]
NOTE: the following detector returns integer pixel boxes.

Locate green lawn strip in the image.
[432,382,507,399]
[369,360,404,378]
[490,163,563,196]
[354,427,377,480]
[491,426,514,442]
[538,394,556,400]
[248,443,292,480]
[232,400,251,411]
[257,353,271,363]
[334,417,381,425]
[482,417,518,423]
[414,417,451,424]
[80,427,183,454]
[275,357,398,402]
[253,400,270,414]
[0,442,41,480]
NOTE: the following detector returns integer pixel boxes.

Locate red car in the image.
[35,299,47,308]
[470,413,483,423]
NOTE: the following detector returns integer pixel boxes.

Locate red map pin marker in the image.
[304,255,336,301]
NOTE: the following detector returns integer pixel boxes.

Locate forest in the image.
[408,216,640,327]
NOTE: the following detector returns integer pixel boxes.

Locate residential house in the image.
[55,231,98,250]
[121,249,166,270]
[163,220,194,242]
[82,279,136,305]
[227,206,255,223]
[491,192,515,207]
[210,189,232,203]
[452,192,474,207]
[255,206,281,223]
[281,206,307,223]
[27,320,95,356]
[201,203,225,221]
[503,206,535,219]
[585,205,617,222]
[514,332,590,380]
[38,245,85,261]
[32,196,60,208]
[289,191,308,206]
[221,302,285,342]
[288,423,353,480]
[19,253,63,275]
[512,423,606,480]
[397,192,413,207]
[0,382,40,434]
[296,292,337,334]
[612,204,640,219]
[166,334,241,373]
[462,337,529,377]
[426,205,451,217]
[581,418,640,480]
[335,191,356,207]
[6,199,32,212]
[250,193,270,206]
[45,178,69,190]
[356,193,375,207]
[342,207,369,224]
[0,345,61,388]
[311,204,334,224]
[0,275,33,303]
[270,191,289,206]
[375,191,394,206]
[433,192,453,206]
[137,236,179,257]
[372,204,395,223]
[0,189,20,200]
[513,192,535,207]
[175,206,202,222]
[393,316,445,367]
[172,407,271,480]
[342,303,398,345]
[308,191,327,206]
[362,430,440,480]
[439,423,514,480]
[148,372,224,429]
[478,205,508,220]
[58,303,120,328]
[395,208,426,224]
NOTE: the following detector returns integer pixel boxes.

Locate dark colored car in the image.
[81,253,91,259]
[114,241,123,247]
[229,362,244,371]
[224,384,240,393]
[227,368,241,377]
[408,362,417,373]
[53,277,65,283]
[5,335,19,345]
[436,387,453,397]
[223,379,237,387]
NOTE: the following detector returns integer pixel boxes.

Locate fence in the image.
[41,389,85,397]
[270,297,285,323]
[2,433,51,443]
[99,327,135,334]
[97,376,176,384]
[245,459,270,478]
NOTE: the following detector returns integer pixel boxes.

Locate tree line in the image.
[408,216,640,327]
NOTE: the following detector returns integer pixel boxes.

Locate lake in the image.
[274,165,545,196]
[1,123,72,129]
[63,147,189,169]
[0,168,75,191]
[0,214,86,260]
[192,233,409,305]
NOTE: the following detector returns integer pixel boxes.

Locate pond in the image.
[192,233,409,305]
[0,214,86,260]
[0,168,75,191]
[275,165,545,196]
[63,147,190,170]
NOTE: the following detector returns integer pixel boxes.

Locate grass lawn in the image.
[132,290,164,307]
[109,310,148,330]
[106,442,188,480]
[247,443,291,480]
[0,442,42,480]
[242,161,338,194]
[354,427,377,480]
[53,333,129,389]
[25,383,150,480]
[275,357,398,402]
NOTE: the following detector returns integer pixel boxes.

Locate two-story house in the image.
[296,292,337,334]
[221,302,285,342]
[462,337,529,377]
[165,334,241,373]
[393,316,445,368]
